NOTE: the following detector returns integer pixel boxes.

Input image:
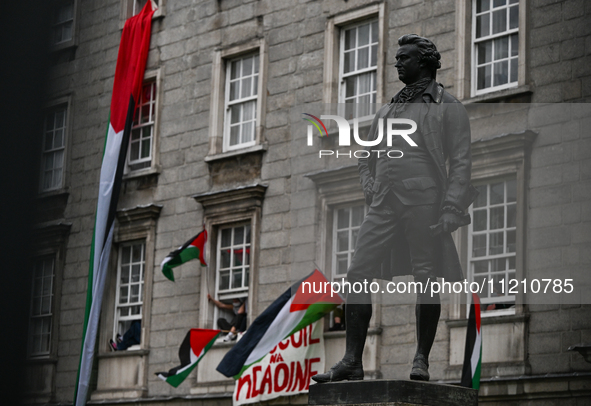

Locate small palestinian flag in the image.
[161,231,207,281]
[156,329,221,388]
[216,269,343,378]
[461,293,482,389]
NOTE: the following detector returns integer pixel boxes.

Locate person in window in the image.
[208,294,247,342]
[109,320,141,351]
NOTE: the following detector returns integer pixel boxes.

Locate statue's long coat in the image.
[357,81,477,282]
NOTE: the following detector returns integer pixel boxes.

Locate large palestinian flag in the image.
[216,270,343,378]
[161,231,207,281]
[156,329,221,387]
[461,293,482,389]
[73,3,155,406]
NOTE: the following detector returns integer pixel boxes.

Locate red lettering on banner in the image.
[251,366,262,397]
[288,361,295,391]
[292,330,303,348]
[303,325,308,346]
[278,338,289,351]
[236,374,252,401]
[270,353,284,363]
[274,362,290,392]
[290,360,309,392]
[308,357,320,382]
[309,325,320,345]
[260,365,273,395]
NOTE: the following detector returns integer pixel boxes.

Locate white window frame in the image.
[471,0,520,96]
[127,81,156,171]
[215,223,251,306]
[121,0,164,24]
[467,178,517,316]
[223,54,260,152]
[51,0,78,51]
[339,19,379,105]
[113,241,145,346]
[124,70,161,177]
[208,39,267,158]
[28,256,56,358]
[324,4,385,105]
[332,203,368,282]
[40,99,70,193]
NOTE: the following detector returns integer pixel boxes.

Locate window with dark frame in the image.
[29,257,55,357]
[114,242,145,341]
[41,106,67,192]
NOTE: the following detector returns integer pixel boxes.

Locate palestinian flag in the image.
[73,3,155,406]
[161,231,207,281]
[461,293,482,389]
[216,270,343,378]
[156,329,221,388]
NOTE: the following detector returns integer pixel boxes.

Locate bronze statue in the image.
[313,34,476,383]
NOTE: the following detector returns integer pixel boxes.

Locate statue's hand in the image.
[439,212,462,233]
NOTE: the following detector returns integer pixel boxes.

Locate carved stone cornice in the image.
[115,204,162,242]
[192,184,267,218]
[305,164,361,198]
[33,222,72,250]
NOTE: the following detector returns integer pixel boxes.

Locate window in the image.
[114,242,145,341]
[52,1,74,45]
[468,179,517,312]
[339,19,378,117]
[29,257,55,357]
[332,204,367,282]
[224,54,260,151]
[323,4,385,105]
[472,0,519,95]
[41,106,67,192]
[128,82,156,172]
[216,224,251,302]
[123,0,164,20]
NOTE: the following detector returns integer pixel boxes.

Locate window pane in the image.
[357,47,369,70]
[245,225,251,243]
[473,260,488,274]
[337,231,349,252]
[474,185,488,208]
[506,230,516,252]
[221,228,232,247]
[472,234,487,257]
[230,81,239,101]
[231,60,240,79]
[507,203,517,228]
[337,254,348,275]
[358,72,371,94]
[358,23,370,46]
[243,56,253,76]
[509,5,519,29]
[120,265,130,284]
[219,271,230,290]
[477,14,490,38]
[234,249,243,266]
[344,51,354,73]
[510,34,519,57]
[492,9,507,34]
[131,264,141,282]
[491,258,506,272]
[370,44,378,67]
[345,28,355,50]
[493,0,506,7]
[234,226,244,245]
[490,182,504,204]
[232,270,243,289]
[242,122,254,143]
[220,249,231,268]
[351,206,364,226]
[477,65,492,90]
[473,209,487,231]
[489,232,504,255]
[345,76,356,98]
[119,286,129,303]
[510,58,518,82]
[241,77,252,98]
[490,207,504,229]
[337,208,349,229]
[254,55,260,73]
[493,60,508,86]
[494,36,509,60]
[477,0,490,13]
[478,41,493,64]
[371,21,378,43]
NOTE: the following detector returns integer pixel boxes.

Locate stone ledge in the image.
[308,379,478,406]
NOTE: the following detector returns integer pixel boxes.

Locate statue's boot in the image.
[312,303,371,383]
[410,293,441,381]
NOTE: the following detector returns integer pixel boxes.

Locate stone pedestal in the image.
[308,379,478,406]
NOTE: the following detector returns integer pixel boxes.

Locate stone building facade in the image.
[27,0,590,405]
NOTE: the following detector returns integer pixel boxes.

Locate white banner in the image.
[233,320,325,406]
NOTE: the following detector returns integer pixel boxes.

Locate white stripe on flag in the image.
[470,331,481,377]
[76,224,114,406]
[244,297,305,365]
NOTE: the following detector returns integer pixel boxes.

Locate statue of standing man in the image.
[313,34,476,383]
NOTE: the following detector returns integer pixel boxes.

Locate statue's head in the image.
[395,34,441,84]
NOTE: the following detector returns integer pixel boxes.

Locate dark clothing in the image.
[217,313,247,332]
[356,80,476,282]
[117,320,141,351]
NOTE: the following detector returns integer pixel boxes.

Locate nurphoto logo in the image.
[303,113,418,159]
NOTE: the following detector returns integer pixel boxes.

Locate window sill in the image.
[446,313,528,328]
[50,41,78,53]
[122,165,161,180]
[36,188,69,199]
[205,144,268,163]
[98,348,150,359]
[463,85,532,104]
[26,356,58,365]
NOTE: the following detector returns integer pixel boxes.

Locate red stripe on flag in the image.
[472,293,481,334]
[189,230,208,266]
[110,2,154,132]
[290,269,342,312]
[190,328,221,355]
